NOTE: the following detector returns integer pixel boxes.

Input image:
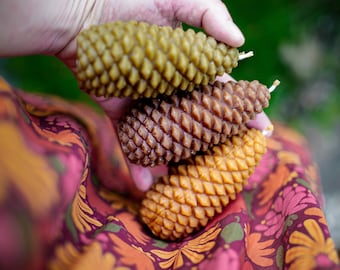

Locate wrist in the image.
[0,0,103,58]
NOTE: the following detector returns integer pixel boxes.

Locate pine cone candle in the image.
[76,20,239,99]
[118,80,270,167]
[140,128,267,240]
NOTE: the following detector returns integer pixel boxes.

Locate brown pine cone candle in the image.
[118,80,270,167]
[140,128,267,240]
[76,20,240,99]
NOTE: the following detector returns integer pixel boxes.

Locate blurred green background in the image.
[0,0,339,246]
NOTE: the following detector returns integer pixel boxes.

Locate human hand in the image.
[0,0,244,70]
[0,0,271,192]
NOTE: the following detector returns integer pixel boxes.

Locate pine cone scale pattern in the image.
[77,21,239,98]
[119,80,270,167]
[140,129,266,240]
[75,21,274,241]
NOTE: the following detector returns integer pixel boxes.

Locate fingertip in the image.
[206,20,244,47]
[224,20,245,47]
[129,164,153,192]
[174,0,244,47]
[200,4,245,47]
[216,73,235,83]
[247,112,274,137]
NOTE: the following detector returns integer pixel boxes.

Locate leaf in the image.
[49,155,65,174]
[283,214,298,235]
[243,190,255,219]
[276,245,284,270]
[296,178,311,190]
[95,223,121,236]
[152,239,168,249]
[65,204,79,242]
[221,222,244,244]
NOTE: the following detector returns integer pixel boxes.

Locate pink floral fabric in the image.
[0,78,339,270]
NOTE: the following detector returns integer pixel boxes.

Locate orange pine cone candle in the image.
[140,128,267,240]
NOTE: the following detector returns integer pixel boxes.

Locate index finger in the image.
[172,0,245,47]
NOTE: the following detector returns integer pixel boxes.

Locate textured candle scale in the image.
[76,20,239,99]
[140,128,267,240]
[76,21,271,241]
[118,80,270,167]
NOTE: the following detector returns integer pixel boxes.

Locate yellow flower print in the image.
[0,122,59,217]
[151,224,221,269]
[266,137,283,151]
[48,241,128,270]
[286,219,339,270]
[277,151,301,166]
[98,188,139,214]
[32,121,86,153]
[71,184,103,233]
[0,77,11,92]
[304,207,327,226]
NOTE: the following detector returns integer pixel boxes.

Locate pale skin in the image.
[0,0,272,191]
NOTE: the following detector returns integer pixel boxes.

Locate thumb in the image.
[172,0,244,47]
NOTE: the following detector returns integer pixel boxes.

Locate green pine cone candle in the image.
[140,128,267,240]
[118,80,270,167]
[76,20,240,99]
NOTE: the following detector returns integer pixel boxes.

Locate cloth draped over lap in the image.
[0,77,339,270]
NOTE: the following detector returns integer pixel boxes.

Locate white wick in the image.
[239,51,254,61]
[268,80,280,93]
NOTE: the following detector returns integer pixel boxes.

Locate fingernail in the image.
[225,20,245,46]
[130,164,153,192]
[262,124,274,137]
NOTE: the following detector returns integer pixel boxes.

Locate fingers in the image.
[247,112,274,137]
[128,163,154,191]
[92,96,132,122]
[172,0,244,47]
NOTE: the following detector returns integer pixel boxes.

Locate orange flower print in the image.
[257,165,297,207]
[116,212,151,245]
[48,241,128,270]
[151,224,221,269]
[109,233,155,270]
[244,224,275,267]
[71,184,103,233]
[286,219,339,269]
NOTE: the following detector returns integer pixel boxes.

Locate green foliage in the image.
[0,55,94,105]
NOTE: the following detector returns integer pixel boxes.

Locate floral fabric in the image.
[0,77,339,270]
